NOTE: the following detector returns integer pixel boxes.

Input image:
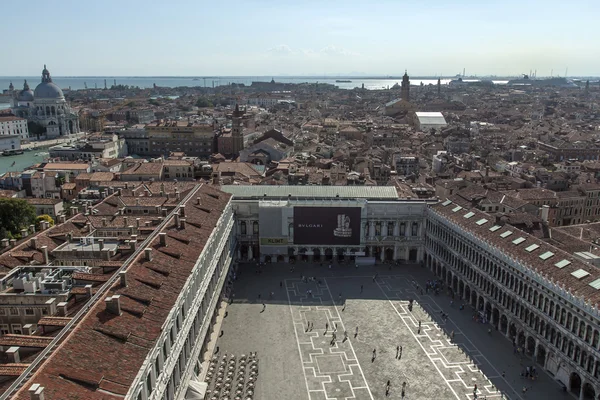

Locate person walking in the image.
[399,346,403,360]
[355,326,359,338]
[325,322,329,332]
[360,284,364,293]
[261,303,266,312]
[372,348,377,360]
[396,345,400,359]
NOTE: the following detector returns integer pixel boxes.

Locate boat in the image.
[507,74,577,87]
[336,80,352,83]
[2,149,24,156]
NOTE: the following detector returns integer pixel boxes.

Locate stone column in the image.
[380,248,385,262]
[248,246,253,261]
[579,379,585,400]
[382,221,388,238]
[369,221,375,239]
[393,245,398,260]
[393,221,399,237]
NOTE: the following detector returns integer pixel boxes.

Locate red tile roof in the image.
[431,202,600,305]
[37,317,72,327]
[0,364,29,377]
[13,184,231,400]
[0,335,52,348]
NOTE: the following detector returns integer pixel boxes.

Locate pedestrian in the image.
[501,371,505,378]
[450,330,455,341]
[325,322,329,332]
[261,303,266,312]
[215,346,219,354]
[373,348,377,358]
[399,346,403,360]
[310,322,313,331]
[355,326,359,338]
[224,311,228,318]
[360,284,364,293]
[344,330,348,340]
[280,281,283,288]
[329,264,332,269]
[258,293,261,300]
[219,330,224,337]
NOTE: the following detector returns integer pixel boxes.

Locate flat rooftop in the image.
[220,185,401,200]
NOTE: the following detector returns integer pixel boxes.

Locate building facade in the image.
[221,186,430,264]
[0,116,29,140]
[425,201,600,399]
[146,121,214,158]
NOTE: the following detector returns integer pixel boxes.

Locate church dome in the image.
[34,82,64,99]
[17,80,34,101]
[33,64,64,99]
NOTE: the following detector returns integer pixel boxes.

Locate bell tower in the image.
[232,104,245,157]
[401,70,410,102]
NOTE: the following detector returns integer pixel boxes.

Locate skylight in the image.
[452,206,463,213]
[512,237,526,245]
[441,200,452,206]
[539,251,555,260]
[476,219,488,226]
[500,230,513,238]
[555,259,571,269]
[489,225,501,232]
[525,244,540,252]
[589,278,600,290]
[571,269,590,279]
[464,212,475,219]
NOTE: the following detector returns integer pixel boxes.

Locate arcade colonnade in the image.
[426,209,600,400]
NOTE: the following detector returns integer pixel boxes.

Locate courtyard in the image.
[208,261,572,399]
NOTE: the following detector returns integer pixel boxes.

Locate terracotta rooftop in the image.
[0,364,29,377]
[13,184,231,400]
[431,201,600,305]
[37,317,72,327]
[0,335,52,349]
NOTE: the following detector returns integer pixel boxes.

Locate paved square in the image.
[211,262,572,400]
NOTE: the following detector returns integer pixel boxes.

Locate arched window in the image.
[288,223,293,238]
[411,222,418,236]
[240,221,247,235]
[253,221,259,234]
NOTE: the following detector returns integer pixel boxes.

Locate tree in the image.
[0,199,37,240]
[36,214,55,230]
[195,97,213,108]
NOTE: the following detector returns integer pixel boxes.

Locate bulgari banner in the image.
[293,207,361,245]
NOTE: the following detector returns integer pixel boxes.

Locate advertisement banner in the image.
[260,237,288,246]
[294,207,361,245]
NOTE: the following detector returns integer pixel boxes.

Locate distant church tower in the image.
[401,70,410,101]
[437,78,441,96]
[231,104,245,157]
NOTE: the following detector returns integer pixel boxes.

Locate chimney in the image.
[129,236,137,251]
[29,224,35,234]
[6,347,20,363]
[45,298,56,315]
[162,208,168,217]
[98,239,104,251]
[0,239,8,248]
[136,198,140,206]
[196,197,201,205]
[129,225,134,235]
[145,221,151,227]
[21,228,28,238]
[541,205,550,223]
[102,218,107,227]
[39,245,48,264]
[85,284,93,297]
[180,218,186,229]
[102,247,111,260]
[70,206,78,216]
[145,248,153,261]
[180,205,185,217]
[174,213,180,228]
[159,232,167,246]
[119,271,127,287]
[175,191,180,201]
[59,215,66,224]
[123,216,128,227]
[136,218,140,228]
[28,383,45,400]
[23,324,34,335]
[56,302,68,317]
[105,295,121,315]
[10,239,17,247]
[30,237,38,250]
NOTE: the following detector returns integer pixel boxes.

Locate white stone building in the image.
[11,65,80,138]
[0,116,29,140]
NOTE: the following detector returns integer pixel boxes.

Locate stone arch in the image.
[325,248,333,261]
[509,323,517,340]
[500,314,508,333]
[464,286,471,304]
[582,382,595,400]
[385,247,394,261]
[491,308,500,328]
[569,372,582,396]
[517,331,526,348]
[536,343,546,366]
[526,336,536,356]
[452,275,459,293]
[68,119,74,134]
[312,248,321,261]
[458,280,464,299]
[46,106,50,115]
[336,248,345,261]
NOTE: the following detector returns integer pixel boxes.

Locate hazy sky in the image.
[1,0,598,76]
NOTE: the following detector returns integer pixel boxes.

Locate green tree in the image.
[195,97,213,108]
[36,214,55,230]
[0,199,37,240]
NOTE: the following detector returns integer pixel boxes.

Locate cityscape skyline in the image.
[1,0,599,76]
